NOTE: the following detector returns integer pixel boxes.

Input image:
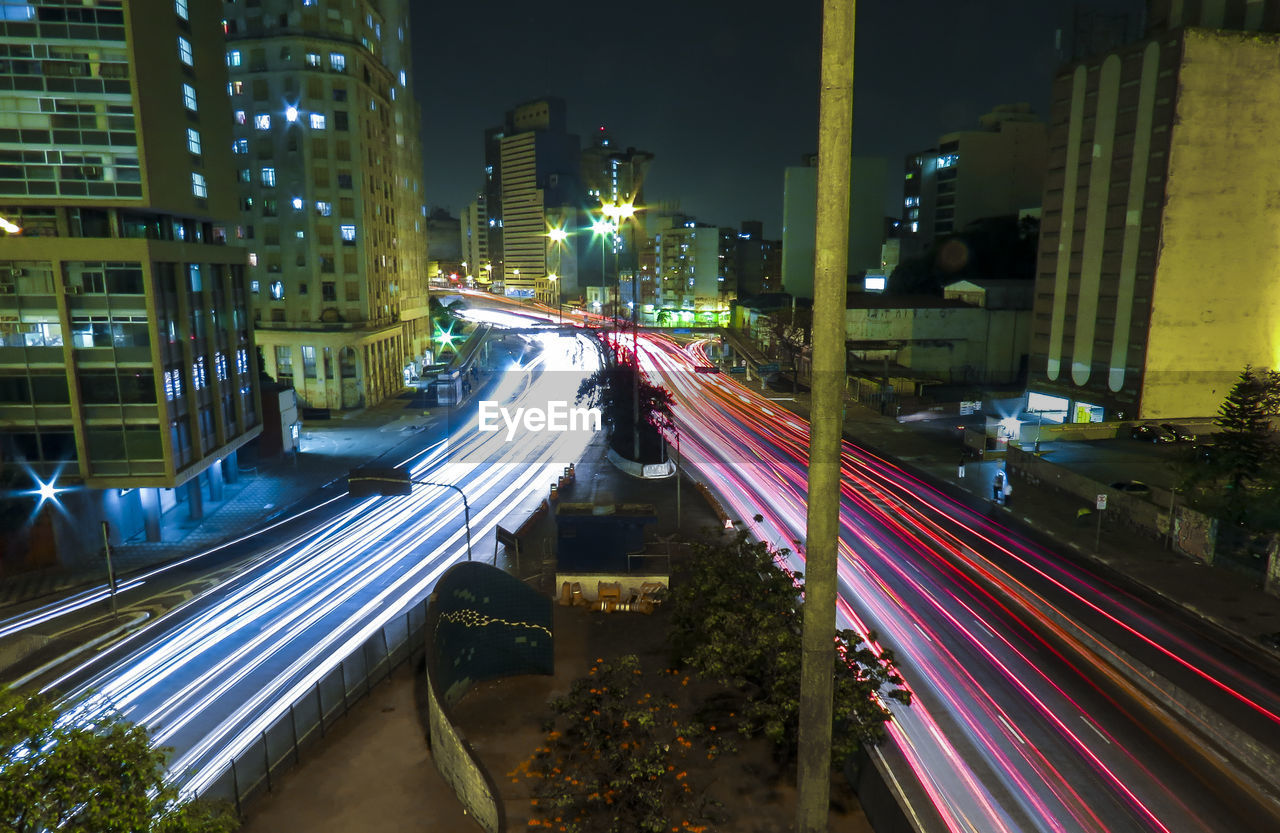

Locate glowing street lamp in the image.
[34,477,60,507]
[1,214,24,235]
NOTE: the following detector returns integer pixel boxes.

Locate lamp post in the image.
[548,226,568,322]
[602,201,641,460]
[414,479,472,561]
[590,216,616,322]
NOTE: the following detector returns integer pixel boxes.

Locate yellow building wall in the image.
[1143,29,1280,419]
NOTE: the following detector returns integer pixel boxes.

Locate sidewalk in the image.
[0,395,436,610]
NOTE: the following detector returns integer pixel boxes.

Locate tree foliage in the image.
[512,655,728,833]
[666,526,910,768]
[0,690,238,833]
[576,346,674,463]
[1212,366,1276,493]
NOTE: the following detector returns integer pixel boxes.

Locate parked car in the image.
[1129,424,1176,444]
[1158,423,1196,443]
[1110,480,1150,494]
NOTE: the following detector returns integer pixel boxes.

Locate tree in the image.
[576,347,674,463]
[666,526,909,770]
[1213,366,1274,495]
[513,655,729,833]
[763,307,812,393]
[0,690,238,833]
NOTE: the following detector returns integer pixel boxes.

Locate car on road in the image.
[1110,480,1151,494]
[1158,423,1196,443]
[1129,424,1177,444]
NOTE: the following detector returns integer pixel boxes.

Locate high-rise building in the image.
[781,154,887,300]
[224,0,428,411]
[900,104,1048,251]
[0,0,261,559]
[460,194,489,285]
[733,220,782,298]
[487,98,582,299]
[580,128,653,211]
[1029,24,1280,422]
[654,221,734,322]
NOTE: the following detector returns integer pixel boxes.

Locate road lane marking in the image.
[1080,714,1111,744]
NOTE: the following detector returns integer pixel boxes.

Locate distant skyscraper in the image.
[485,98,582,298]
[900,104,1048,251]
[0,0,261,558]
[1029,24,1280,421]
[580,128,653,210]
[461,195,489,284]
[224,0,428,410]
[733,221,782,298]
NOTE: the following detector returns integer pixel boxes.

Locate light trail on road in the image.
[633,333,1280,833]
[37,332,600,799]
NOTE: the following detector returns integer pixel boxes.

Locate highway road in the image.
[23,329,599,799]
[635,332,1280,833]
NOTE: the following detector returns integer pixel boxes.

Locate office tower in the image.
[1029,24,1280,421]
[781,154,887,300]
[900,104,1048,251]
[224,0,427,411]
[0,0,261,559]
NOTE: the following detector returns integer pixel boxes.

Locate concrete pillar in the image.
[207,459,225,502]
[224,450,239,484]
[186,477,204,521]
[141,487,162,542]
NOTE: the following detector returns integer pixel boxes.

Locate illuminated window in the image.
[904,196,919,207]
[329,52,346,72]
[191,172,207,198]
[229,80,244,96]
[178,37,194,66]
[186,128,202,155]
[936,153,959,169]
[227,49,241,68]
[291,197,303,210]
[175,0,188,20]
[237,168,250,183]
[306,52,321,67]
[254,113,271,130]
[249,253,259,267]
[315,201,332,216]
[193,356,206,390]
[182,83,198,111]
[260,167,276,187]
[233,138,248,154]
[309,113,326,129]
[340,224,356,243]
[234,110,246,124]
[269,281,284,300]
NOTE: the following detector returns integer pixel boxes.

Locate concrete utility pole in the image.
[797,1,854,831]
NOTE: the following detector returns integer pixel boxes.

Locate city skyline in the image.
[413,0,1143,235]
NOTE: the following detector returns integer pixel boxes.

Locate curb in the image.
[8,610,151,689]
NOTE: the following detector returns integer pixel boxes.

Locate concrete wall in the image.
[1143,29,1280,418]
[424,674,501,833]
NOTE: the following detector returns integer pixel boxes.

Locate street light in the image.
[602,201,642,460]
[347,467,473,561]
[547,226,569,319]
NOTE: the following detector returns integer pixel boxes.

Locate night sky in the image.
[412,0,1144,238]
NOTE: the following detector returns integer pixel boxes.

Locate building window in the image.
[254,113,271,130]
[269,281,284,300]
[191,172,207,198]
[260,167,276,186]
[233,138,248,154]
[298,282,308,295]
[340,224,356,243]
[315,200,332,216]
[337,173,352,189]
[249,253,258,266]
[306,52,321,67]
[182,83,198,111]
[175,0,188,19]
[936,153,959,169]
[333,111,349,131]
[227,49,241,68]
[329,52,346,72]
[186,128,202,155]
[291,197,304,210]
[234,110,247,125]
[229,80,244,96]
[178,37,194,67]
[322,282,336,301]
[309,113,326,129]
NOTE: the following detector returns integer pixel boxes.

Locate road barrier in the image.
[198,599,430,817]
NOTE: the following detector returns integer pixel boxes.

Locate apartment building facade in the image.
[224,0,427,410]
[0,0,261,562]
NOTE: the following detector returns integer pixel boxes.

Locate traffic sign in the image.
[1096,494,1107,510]
[759,363,780,373]
[672,328,691,334]
[728,366,746,374]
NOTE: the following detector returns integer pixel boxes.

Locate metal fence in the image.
[197,598,430,815]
